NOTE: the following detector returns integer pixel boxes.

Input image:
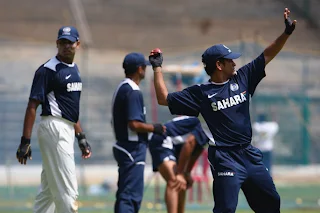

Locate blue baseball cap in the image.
[57,26,79,42]
[123,52,151,70]
[202,44,241,65]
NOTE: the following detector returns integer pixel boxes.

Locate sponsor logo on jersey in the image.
[217,171,235,177]
[211,91,247,111]
[208,93,218,98]
[67,82,82,92]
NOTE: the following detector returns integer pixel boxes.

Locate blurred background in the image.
[0,0,320,212]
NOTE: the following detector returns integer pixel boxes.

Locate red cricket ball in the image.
[150,48,162,55]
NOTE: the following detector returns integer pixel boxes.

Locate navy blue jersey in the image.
[167,53,266,147]
[112,78,148,143]
[164,116,208,148]
[149,116,208,171]
[29,57,82,123]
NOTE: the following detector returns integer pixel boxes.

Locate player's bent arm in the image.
[153,67,169,106]
[176,134,197,174]
[128,120,165,134]
[22,99,40,139]
[185,145,204,174]
[128,120,154,133]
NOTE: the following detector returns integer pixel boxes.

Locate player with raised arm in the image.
[112,52,166,213]
[149,8,296,213]
[16,26,92,213]
[149,116,209,213]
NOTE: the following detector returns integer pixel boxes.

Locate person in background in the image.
[16,26,92,213]
[149,116,209,213]
[252,113,279,174]
[111,52,166,213]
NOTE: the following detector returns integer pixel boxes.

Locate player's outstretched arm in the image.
[17,99,40,165]
[149,48,169,106]
[263,8,297,65]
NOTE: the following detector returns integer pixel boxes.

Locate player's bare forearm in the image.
[22,99,39,139]
[153,67,168,106]
[263,32,289,65]
[128,120,155,133]
[74,121,83,134]
[264,8,297,65]
[186,147,203,173]
[177,135,197,174]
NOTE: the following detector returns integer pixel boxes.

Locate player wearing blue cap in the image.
[149,116,209,213]
[16,26,92,213]
[112,52,166,213]
[149,8,296,213]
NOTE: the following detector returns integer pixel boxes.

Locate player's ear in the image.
[216,60,223,71]
[56,40,59,48]
[76,41,81,49]
[138,66,143,74]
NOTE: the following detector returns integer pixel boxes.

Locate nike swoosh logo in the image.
[65,74,71,79]
[208,93,217,98]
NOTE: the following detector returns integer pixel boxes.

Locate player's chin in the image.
[62,52,74,58]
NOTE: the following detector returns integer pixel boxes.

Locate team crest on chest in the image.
[230,83,239,91]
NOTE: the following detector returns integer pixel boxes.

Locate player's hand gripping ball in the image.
[149,48,163,68]
[284,8,297,35]
[16,136,32,165]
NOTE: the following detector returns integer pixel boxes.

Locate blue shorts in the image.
[149,134,177,172]
[208,144,280,213]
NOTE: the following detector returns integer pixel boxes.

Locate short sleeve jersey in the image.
[29,57,82,123]
[167,53,266,146]
[112,78,147,143]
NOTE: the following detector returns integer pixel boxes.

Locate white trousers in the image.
[33,116,79,213]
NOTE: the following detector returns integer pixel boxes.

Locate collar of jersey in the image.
[124,78,140,90]
[44,57,75,71]
[209,79,229,85]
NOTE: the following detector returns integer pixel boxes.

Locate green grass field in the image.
[0,183,319,213]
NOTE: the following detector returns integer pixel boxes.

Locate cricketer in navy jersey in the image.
[16,26,91,213]
[149,8,297,213]
[112,52,165,213]
[149,116,209,213]
[30,56,82,123]
[112,78,148,143]
[166,53,265,147]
